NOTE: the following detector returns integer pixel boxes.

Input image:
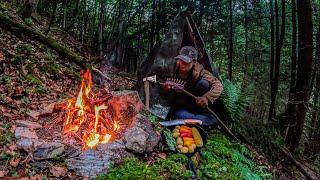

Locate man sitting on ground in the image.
[167,46,223,126]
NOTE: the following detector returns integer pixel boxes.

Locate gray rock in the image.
[97,139,133,163]
[67,139,134,178]
[33,142,65,160]
[67,149,110,178]
[16,120,42,129]
[16,138,44,151]
[14,127,38,139]
[124,126,148,153]
[131,114,161,153]
[145,130,161,153]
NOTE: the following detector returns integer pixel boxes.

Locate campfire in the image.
[62,70,127,149]
[14,69,158,178]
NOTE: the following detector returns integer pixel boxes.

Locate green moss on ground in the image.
[96,130,272,180]
[97,154,191,180]
[198,130,272,180]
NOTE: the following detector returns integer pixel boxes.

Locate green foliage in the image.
[13,55,24,65]
[0,123,14,146]
[0,74,12,85]
[97,154,190,180]
[40,61,60,74]
[25,74,43,86]
[26,57,38,69]
[220,78,252,127]
[198,131,272,180]
[25,74,46,93]
[24,17,34,26]
[21,96,30,105]
[163,128,177,152]
[17,44,33,54]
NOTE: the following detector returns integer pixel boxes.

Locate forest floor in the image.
[0,2,286,179]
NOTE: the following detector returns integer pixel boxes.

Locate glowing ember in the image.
[63,70,122,149]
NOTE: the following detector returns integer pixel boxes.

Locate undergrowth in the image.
[96,130,272,180]
[198,130,272,179]
[96,154,191,180]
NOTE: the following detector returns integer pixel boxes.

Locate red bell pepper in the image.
[180,132,192,137]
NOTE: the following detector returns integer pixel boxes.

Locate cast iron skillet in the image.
[163,125,208,179]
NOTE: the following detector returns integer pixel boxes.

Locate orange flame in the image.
[63,70,121,149]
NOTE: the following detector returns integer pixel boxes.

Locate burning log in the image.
[62,70,143,149]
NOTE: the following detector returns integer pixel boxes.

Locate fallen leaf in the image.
[0,51,4,61]
[7,143,17,152]
[40,103,56,116]
[159,154,167,159]
[18,177,29,180]
[26,110,40,120]
[9,158,21,167]
[50,166,67,177]
[30,174,42,180]
[0,170,8,177]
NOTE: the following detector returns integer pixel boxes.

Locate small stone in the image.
[124,126,148,153]
[17,138,44,151]
[16,120,42,129]
[15,127,38,139]
[40,103,56,116]
[34,142,65,160]
[31,161,51,169]
[27,110,40,120]
[50,166,67,177]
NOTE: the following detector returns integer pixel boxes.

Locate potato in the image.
[188,144,196,153]
[181,147,189,153]
[173,129,180,134]
[175,126,181,130]
[177,145,183,149]
[172,132,180,138]
[176,137,183,145]
[188,147,195,153]
[189,144,196,150]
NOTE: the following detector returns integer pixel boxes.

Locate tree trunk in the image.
[228,0,233,81]
[243,0,248,85]
[269,0,285,121]
[289,0,297,101]
[62,0,67,29]
[45,2,58,35]
[149,0,156,50]
[98,0,105,57]
[268,0,275,121]
[305,10,320,157]
[19,0,38,19]
[285,0,313,153]
[197,0,205,27]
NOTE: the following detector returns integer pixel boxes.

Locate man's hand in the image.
[196,96,208,108]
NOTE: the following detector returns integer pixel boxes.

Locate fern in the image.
[220,78,252,126]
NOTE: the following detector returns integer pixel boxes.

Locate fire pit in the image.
[62,70,134,149]
[14,70,160,178]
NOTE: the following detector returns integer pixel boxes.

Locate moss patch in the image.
[96,130,272,180]
[97,154,191,180]
[198,130,272,179]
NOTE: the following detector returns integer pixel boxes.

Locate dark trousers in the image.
[174,79,218,126]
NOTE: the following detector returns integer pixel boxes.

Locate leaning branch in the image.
[0,12,87,69]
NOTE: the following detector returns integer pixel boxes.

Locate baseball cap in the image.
[174,46,198,63]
